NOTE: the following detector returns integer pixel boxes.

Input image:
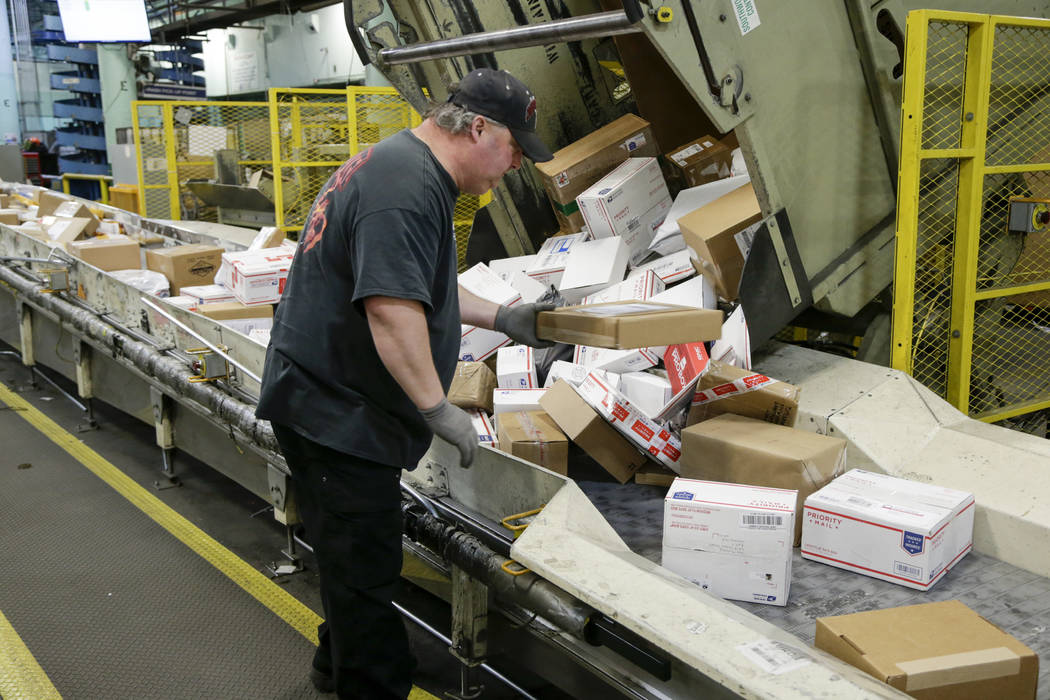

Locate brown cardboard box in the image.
[634,464,677,487]
[46,217,94,245]
[448,361,499,413]
[678,182,762,301]
[52,200,99,235]
[815,601,1038,699]
[0,194,9,208]
[146,244,225,295]
[666,135,733,187]
[680,414,845,544]
[0,208,20,225]
[537,301,722,349]
[68,236,141,271]
[687,360,800,427]
[36,190,69,217]
[198,301,274,320]
[534,114,659,231]
[496,410,569,475]
[539,380,647,483]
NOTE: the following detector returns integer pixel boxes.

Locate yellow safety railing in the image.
[61,174,112,205]
[892,11,1050,422]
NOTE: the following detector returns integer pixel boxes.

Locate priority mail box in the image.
[654,342,710,422]
[535,114,659,231]
[526,232,590,288]
[149,244,225,296]
[68,235,141,271]
[620,372,672,418]
[582,269,665,305]
[509,270,547,303]
[816,600,1037,700]
[626,250,696,285]
[543,361,621,390]
[179,284,236,305]
[197,301,274,335]
[681,414,846,545]
[576,157,672,265]
[164,295,198,311]
[496,345,538,389]
[678,182,762,301]
[663,477,796,606]
[666,135,733,188]
[459,262,521,361]
[537,301,722,349]
[487,254,537,281]
[52,200,100,234]
[496,410,568,475]
[219,248,294,305]
[802,470,975,591]
[468,408,498,450]
[651,274,717,310]
[687,360,800,427]
[539,380,647,483]
[492,388,547,415]
[575,371,682,472]
[448,361,498,413]
[574,344,660,375]
[556,236,629,304]
[248,328,271,345]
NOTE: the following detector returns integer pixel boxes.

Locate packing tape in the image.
[896,646,1020,691]
[692,372,775,406]
[517,410,547,466]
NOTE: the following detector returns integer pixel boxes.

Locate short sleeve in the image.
[350,207,442,310]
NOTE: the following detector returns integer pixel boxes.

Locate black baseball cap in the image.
[448,68,553,163]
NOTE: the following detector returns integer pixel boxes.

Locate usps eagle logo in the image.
[524,95,537,123]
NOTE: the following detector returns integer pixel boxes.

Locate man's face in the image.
[462,116,522,195]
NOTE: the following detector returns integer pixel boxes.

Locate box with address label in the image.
[662,477,796,606]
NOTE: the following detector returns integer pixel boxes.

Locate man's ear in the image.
[471,115,486,142]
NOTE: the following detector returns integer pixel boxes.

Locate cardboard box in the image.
[68,235,141,271]
[815,600,1037,699]
[575,371,683,472]
[218,248,294,305]
[651,274,718,310]
[574,344,661,375]
[627,250,695,285]
[535,114,659,231]
[634,465,678,487]
[459,263,521,362]
[36,190,70,217]
[620,372,672,418]
[801,470,975,590]
[537,301,722,349]
[543,361,621,390]
[576,157,672,265]
[248,327,271,346]
[666,135,733,187]
[582,269,665,305]
[492,388,547,415]
[52,200,99,235]
[0,208,21,225]
[663,477,796,606]
[526,232,590,288]
[469,409,498,450]
[448,361,498,412]
[678,182,762,300]
[488,254,537,281]
[687,360,799,427]
[680,414,846,544]
[197,301,274,335]
[46,217,94,245]
[164,295,198,311]
[509,270,547,303]
[496,345,538,389]
[148,244,225,296]
[539,380,647,483]
[247,226,285,250]
[179,283,236,305]
[709,305,752,369]
[558,237,630,304]
[496,410,568,474]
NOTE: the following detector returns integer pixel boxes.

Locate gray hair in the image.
[424,100,504,135]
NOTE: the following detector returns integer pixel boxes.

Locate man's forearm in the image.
[364,296,446,410]
[458,286,501,329]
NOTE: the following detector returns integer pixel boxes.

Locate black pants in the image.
[272,423,414,700]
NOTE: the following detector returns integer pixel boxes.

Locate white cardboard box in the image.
[575,371,682,471]
[248,328,271,346]
[709,305,751,369]
[576,157,672,265]
[218,315,274,335]
[558,237,630,304]
[573,344,661,375]
[488,254,537,281]
[651,274,717,311]
[801,470,975,591]
[582,269,665,305]
[620,372,672,418]
[496,346,538,389]
[492,388,547,415]
[459,263,522,362]
[509,270,548,303]
[164,295,198,311]
[218,249,294,305]
[627,250,696,285]
[460,327,513,362]
[179,283,236,305]
[469,408,498,449]
[526,232,590,288]
[543,361,621,390]
[663,477,796,606]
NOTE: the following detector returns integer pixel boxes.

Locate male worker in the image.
[256,68,554,699]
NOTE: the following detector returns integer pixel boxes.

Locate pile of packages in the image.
[4,189,292,346]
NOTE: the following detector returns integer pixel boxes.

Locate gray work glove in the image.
[494,302,556,348]
[420,398,477,468]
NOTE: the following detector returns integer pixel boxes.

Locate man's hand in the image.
[494,302,556,348]
[420,398,477,468]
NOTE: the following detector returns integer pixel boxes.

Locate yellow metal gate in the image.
[893,10,1050,423]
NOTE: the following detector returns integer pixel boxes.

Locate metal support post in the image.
[16,300,36,388]
[448,565,488,700]
[265,463,303,577]
[73,340,98,432]
[150,387,180,489]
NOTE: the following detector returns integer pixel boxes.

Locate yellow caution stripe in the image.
[0,608,62,700]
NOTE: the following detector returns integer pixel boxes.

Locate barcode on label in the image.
[742,514,784,529]
[737,639,812,675]
[895,561,922,578]
[847,496,873,508]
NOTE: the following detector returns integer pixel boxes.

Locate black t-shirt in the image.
[256,129,460,467]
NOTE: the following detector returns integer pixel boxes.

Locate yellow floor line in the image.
[0,609,62,700]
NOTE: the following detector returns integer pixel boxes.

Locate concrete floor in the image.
[0,344,562,699]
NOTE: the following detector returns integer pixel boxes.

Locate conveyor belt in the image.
[579,480,1050,695]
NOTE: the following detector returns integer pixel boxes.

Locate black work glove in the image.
[420,398,477,468]
[494,302,556,348]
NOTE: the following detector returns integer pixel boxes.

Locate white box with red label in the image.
[496,345,538,389]
[801,469,975,591]
[458,263,522,362]
[627,250,695,285]
[469,408,498,449]
[218,249,294,305]
[179,283,236,305]
[525,232,590,288]
[582,269,665,305]
[663,477,796,606]
[575,371,682,471]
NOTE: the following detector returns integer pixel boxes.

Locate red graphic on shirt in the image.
[300,148,374,254]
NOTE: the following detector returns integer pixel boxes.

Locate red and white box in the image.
[663,478,796,606]
[574,344,661,375]
[492,388,547,415]
[582,269,666,305]
[801,470,975,591]
[469,409,498,449]
[179,283,235,305]
[575,371,682,471]
[543,361,621,391]
[496,346,537,389]
[627,250,695,285]
[218,249,294,305]
[458,263,522,362]
[526,232,590,288]
[619,372,672,418]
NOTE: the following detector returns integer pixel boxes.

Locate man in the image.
[256,68,554,699]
